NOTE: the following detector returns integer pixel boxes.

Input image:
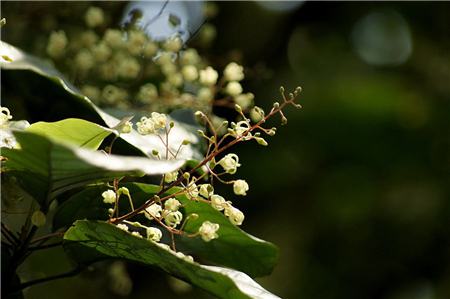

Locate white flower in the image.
[163,35,183,52]
[143,41,158,57]
[0,107,13,128]
[218,153,241,174]
[168,73,183,87]
[164,171,178,183]
[102,85,128,104]
[47,30,67,58]
[137,83,158,104]
[182,65,198,81]
[224,206,245,225]
[120,121,133,134]
[225,81,243,96]
[146,227,162,242]
[231,120,251,138]
[117,223,129,231]
[92,43,111,63]
[104,29,124,48]
[151,112,167,130]
[80,31,98,47]
[234,93,254,110]
[197,87,213,103]
[85,6,104,28]
[198,221,219,242]
[186,183,199,199]
[75,49,94,72]
[164,211,183,228]
[180,48,200,65]
[199,66,218,86]
[144,203,162,220]
[136,117,156,135]
[199,184,214,198]
[224,62,244,81]
[233,179,249,196]
[250,106,265,123]
[127,30,147,55]
[210,194,226,211]
[118,57,141,79]
[102,190,116,204]
[131,231,142,238]
[165,198,181,212]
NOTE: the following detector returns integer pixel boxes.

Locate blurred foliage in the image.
[2,1,450,299]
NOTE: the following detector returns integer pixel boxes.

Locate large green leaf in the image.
[0,41,201,160]
[53,183,278,277]
[1,131,184,206]
[64,220,280,299]
[27,118,114,150]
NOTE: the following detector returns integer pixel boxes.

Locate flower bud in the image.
[255,137,268,146]
[233,179,249,196]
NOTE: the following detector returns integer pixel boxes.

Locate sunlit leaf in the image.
[1,131,184,206]
[64,220,280,299]
[53,183,278,277]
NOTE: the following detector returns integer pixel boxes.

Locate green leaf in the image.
[2,131,184,206]
[0,41,201,160]
[27,118,114,150]
[53,183,278,277]
[64,220,280,299]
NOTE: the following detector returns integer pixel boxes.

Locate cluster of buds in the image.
[44,4,245,115]
[104,85,302,258]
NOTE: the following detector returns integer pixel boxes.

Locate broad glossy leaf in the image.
[1,131,184,206]
[53,183,278,277]
[0,41,201,159]
[64,220,280,299]
[27,118,114,150]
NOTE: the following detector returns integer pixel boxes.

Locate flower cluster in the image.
[42,4,253,116]
[102,86,301,259]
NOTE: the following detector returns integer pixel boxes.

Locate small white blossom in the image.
[198,221,220,242]
[146,227,162,242]
[168,73,183,87]
[224,205,245,225]
[182,65,198,81]
[117,223,129,231]
[250,106,265,123]
[144,203,162,220]
[199,66,218,86]
[143,41,158,57]
[151,112,167,130]
[137,83,158,104]
[199,184,214,198]
[225,81,243,96]
[233,179,249,196]
[91,42,111,62]
[234,93,254,110]
[210,194,226,211]
[80,31,98,47]
[0,107,13,128]
[231,120,251,138]
[118,57,141,79]
[75,49,94,72]
[186,183,199,199]
[136,117,156,135]
[224,62,244,81]
[197,87,213,103]
[164,171,178,183]
[164,198,181,212]
[127,30,147,55]
[102,190,116,204]
[180,48,200,65]
[120,121,133,134]
[163,35,183,52]
[164,210,183,228]
[47,30,67,58]
[102,85,128,104]
[85,7,104,28]
[218,153,241,174]
[104,29,124,48]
